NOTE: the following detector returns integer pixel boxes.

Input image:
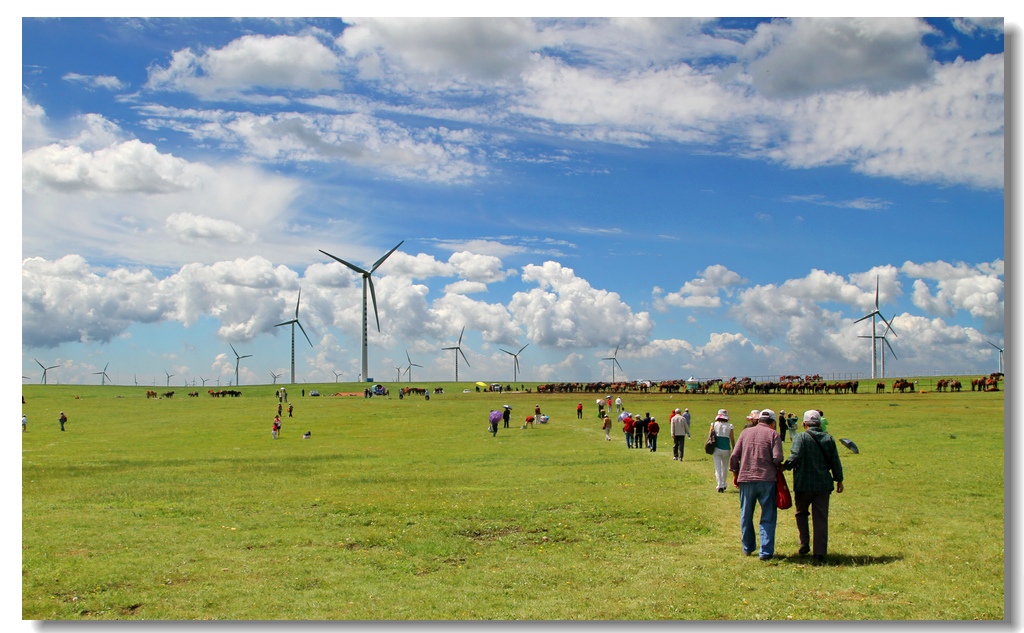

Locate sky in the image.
[18,15,1009,388]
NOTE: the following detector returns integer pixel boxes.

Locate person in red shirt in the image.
[646,417,660,452]
[576,402,583,419]
[622,413,635,448]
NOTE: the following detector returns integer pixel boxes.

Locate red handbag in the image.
[776,469,793,510]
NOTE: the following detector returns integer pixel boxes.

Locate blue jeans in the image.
[739,481,778,558]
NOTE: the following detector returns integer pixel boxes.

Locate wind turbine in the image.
[442,326,470,382]
[500,343,529,383]
[395,366,403,381]
[403,351,423,383]
[333,370,342,383]
[603,345,624,381]
[230,344,252,386]
[164,370,176,388]
[319,241,404,383]
[270,371,282,385]
[199,376,208,387]
[860,316,898,378]
[987,341,1004,373]
[93,362,111,386]
[854,276,895,380]
[35,359,57,385]
[275,288,314,384]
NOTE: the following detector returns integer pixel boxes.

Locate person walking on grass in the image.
[577,402,583,419]
[782,410,844,564]
[670,408,690,461]
[622,412,635,448]
[710,409,735,492]
[647,417,660,452]
[287,403,294,418]
[22,414,27,432]
[634,412,648,449]
[729,409,783,560]
[503,405,512,429]
[58,411,67,432]
[602,415,612,441]
[272,415,281,439]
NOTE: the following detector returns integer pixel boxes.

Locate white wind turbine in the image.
[854,276,895,380]
[603,345,624,381]
[164,370,175,388]
[404,351,423,383]
[500,343,529,383]
[93,362,111,386]
[275,288,314,385]
[442,326,470,382]
[333,370,343,383]
[319,241,404,384]
[35,359,57,385]
[270,371,282,385]
[230,344,252,386]
[861,316,898,378]
[987,341,1004,373]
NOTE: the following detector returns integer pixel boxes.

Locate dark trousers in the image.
[673,435,685,460]
[634,429,643,448]
[794,491,831,556]
[649,435,658,451]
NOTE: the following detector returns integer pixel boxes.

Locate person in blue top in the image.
[782,410,844,563]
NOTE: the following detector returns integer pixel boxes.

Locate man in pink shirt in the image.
[729,408,784,560]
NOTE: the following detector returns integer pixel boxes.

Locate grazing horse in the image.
[146,390,158,399]
[876,381,885,394]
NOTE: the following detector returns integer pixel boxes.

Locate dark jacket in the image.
[783,427,843,492]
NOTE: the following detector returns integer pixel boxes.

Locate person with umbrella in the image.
[488,410,502,437]
[781,410,845,564]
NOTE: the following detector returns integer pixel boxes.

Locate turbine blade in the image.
[874,276,880,309]
[370,240,405,273]
[407,350,413,364]
[459,347,470,366]
[296,321,314,347]
[274,319,294,328]
[367,278,381,332]
[230,343,239,358]
[458,326,465,345]
[35,359,44,369]
[319,250,369,275]
[518,344,529,354]
[877,313,895,334]
[882,336,897,359]
[295,288,301,318]
[854,311,878,324]
[501,349,514,356]
[988,340,1003,351]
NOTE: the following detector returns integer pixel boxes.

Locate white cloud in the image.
[146,34,341,98]
[63,72,128,91]
[22,96,50,150]
[509,261,654,349]
[902,260,1003,332]
[744,18,935,98]
[656,264,746,310]
[165,212,255,244]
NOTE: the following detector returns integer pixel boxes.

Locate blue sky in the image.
[19,16,1007,387]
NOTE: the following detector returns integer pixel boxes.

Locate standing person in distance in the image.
[58,411,67,432]
[670,408,690,461]
[710,409,736,492]
[782,410,844,563]
[622,412,635,448]
[502,405,512,429]
[22,414,28,432]
[577,402,583,420]
[602,415,612,441]
[729,408,783,560]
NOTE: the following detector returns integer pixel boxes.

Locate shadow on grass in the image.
[769,553,904,566]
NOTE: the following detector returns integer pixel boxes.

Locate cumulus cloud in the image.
[656,264,746,310]
[146,34,341,98]
[902,260,1003,332]
[165,213,255,244]
[509,261,653,349]
[744,18,935,98]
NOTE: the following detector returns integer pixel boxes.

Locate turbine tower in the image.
[230,344,252,387]
[274,288,314,384]
[499,343,529,383]
[404,351,423,382]
[987,341,1004,373]
[603,345,624,381]
[319,241,404,383]
[35,359,57,385]
[442,326,470,382]
[93,362,111,386]
[854,276,894,380]
[333,370,342,383]
[164,370,175,388]
[861,316,898,378]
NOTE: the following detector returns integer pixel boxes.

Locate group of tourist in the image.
[727,407,844,563]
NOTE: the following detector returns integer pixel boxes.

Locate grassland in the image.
[21,381,1004,620]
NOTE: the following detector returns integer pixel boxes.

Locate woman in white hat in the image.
[744,409,760,430]
[711,409,736,492]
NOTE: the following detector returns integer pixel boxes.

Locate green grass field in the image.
[21,382,1005,620]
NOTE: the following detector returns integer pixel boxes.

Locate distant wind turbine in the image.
[93,362,111,386]
[442,326,470,382]
[199,376,208,387]
[230,344,252,386]
[854,276,894,380]
[319,241,404,383]
[270,371,282,385]
[275,288,314,384]
[35,359,58,385]
[164,370,175,388]
[500,344,529,383]
[861,315,898,378]
[404,351,423,382]
[603,345,624,381]
[987,341,1004,373]
[333,370,342,383]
